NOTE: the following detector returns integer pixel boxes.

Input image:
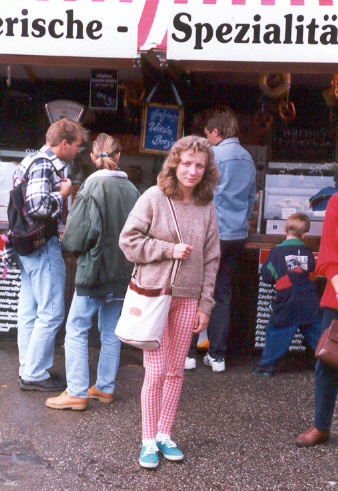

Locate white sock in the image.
[156,432,171,443]
[142,438,156,447]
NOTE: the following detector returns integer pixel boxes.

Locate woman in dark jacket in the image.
[46,133,140,411]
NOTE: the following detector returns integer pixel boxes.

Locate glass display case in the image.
[263,161,338,235]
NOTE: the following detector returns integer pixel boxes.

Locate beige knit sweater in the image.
[119,186,220,315]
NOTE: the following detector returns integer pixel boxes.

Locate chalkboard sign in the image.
[0,261,20,341]
[89,69,118,110]
[140,103,184,154]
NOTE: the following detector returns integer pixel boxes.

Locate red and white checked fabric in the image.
[141,297,198,439]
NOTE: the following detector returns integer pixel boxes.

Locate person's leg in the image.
[19,237,66,381]
[141,321,169,441]
[140,331,167,468]
[95,298,122,394]
[258,321,298,366]
[65,292,100,398]
[301,318,323,352]
[157,298,198,436]
[314,308,338,431]
[16,255,37,378]
[187,332,199,359]
[207,240,245,360]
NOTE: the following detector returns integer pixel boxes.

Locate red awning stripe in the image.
[138,0,159,50]
[158,30,168,51]
[33,0,334,4]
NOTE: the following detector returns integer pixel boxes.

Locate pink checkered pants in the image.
[141,297,198,439]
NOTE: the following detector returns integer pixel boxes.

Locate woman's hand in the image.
[193,311,209,333]
[173,243,194,260]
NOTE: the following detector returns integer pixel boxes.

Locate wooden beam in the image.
[0,54,135,70]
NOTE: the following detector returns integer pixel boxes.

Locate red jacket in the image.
[316,192,338,309]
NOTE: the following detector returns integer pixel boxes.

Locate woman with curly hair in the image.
[119,135,220,468]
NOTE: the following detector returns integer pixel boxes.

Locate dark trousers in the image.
[258,318,322,367]
[314,308,338,431]
[188,239,246,359]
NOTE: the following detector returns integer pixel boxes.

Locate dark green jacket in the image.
[62,170,140,296]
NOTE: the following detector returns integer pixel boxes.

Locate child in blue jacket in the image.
[253,213,323,376]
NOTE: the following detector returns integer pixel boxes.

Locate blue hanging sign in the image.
[140,103,184,154]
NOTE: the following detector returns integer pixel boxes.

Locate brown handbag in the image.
[315,319,338,369]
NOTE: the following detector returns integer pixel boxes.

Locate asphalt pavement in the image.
[0,341,337,491]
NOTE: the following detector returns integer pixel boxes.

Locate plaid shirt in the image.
[2,146,65,267]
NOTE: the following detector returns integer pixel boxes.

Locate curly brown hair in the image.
[157,135,220,205]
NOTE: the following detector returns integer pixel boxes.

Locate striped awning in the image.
[137,0,336,51]
[0,0,336,63]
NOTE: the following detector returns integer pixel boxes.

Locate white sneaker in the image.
[184,357,196,370]
[203,353,225,372]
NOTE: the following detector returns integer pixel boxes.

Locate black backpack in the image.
[7,158,57,256]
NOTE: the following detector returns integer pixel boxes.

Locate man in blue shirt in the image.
[185,107,256,371]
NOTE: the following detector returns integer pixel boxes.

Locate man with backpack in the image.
[2,117,88,391]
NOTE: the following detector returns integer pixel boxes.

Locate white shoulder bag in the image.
[115,197,182,350]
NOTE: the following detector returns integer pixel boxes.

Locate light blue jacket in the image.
[212,137,256,241]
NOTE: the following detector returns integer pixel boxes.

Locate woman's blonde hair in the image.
[92,133,121,170]
[157,135,220,205]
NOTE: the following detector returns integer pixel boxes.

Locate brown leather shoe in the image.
[45,391,87,410]
[88,385,113,403]
[295,426,330,447]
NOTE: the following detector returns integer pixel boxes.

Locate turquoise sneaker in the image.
[156,438,184,461]
[139,443,159,469]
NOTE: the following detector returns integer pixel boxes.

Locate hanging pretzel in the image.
[258,73,291,100]
[252,109,273,137]
[123,81,146,108]
[278,100,296,123]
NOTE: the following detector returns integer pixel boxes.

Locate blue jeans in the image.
[188,239,245,359]
[65,290,122,398]
[314,308,338,431]
[259,318,322,367]
[16,236,66,381]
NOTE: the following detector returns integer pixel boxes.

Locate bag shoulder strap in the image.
[166,196,183,243]
[131,197,184,288]
[13,157,59,226]
[20,155,61,186]
[166,197,183,287]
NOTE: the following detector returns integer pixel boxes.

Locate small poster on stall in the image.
[255,249,306,352]
[89,69,118,110]
[140,103,184,154]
